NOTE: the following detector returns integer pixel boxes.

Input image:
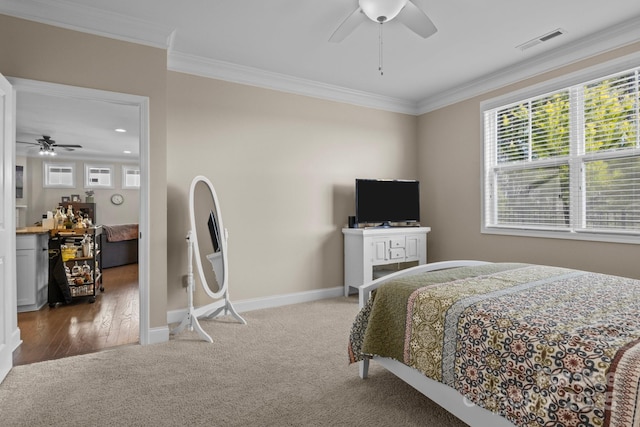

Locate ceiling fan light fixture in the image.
[360,0,407,23]
[38,145,56,156]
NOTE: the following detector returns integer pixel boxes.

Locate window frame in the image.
[481,53,640,245]
[84,163,114,189]
[43,161,75,189]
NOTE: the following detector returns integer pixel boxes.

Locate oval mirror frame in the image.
[189,175,228,300]
[172,175,245,342]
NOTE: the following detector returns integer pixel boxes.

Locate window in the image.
[483,65,640,242]
[84,164,114,188]
[43,162,75,188]
[122,165,140,189]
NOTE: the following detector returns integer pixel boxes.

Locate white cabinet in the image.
[16,232,49,312]
[342,227,430,296]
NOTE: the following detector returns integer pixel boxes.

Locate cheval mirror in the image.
[172,175,246,342]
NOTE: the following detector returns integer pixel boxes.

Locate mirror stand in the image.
[171,175,246,343]
[171,231,212,342]
[171,231,246,342]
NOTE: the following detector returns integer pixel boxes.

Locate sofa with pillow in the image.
[100,224,138,268]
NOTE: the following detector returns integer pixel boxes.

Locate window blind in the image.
[484,67,640,236]
[124,168,140,188]
[49,166,74,186]
[85,165,114,188]
[44,163,75,188]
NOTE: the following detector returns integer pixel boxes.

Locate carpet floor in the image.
[0,297,469,426]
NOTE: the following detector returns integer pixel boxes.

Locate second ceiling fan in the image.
[17,135,83,156]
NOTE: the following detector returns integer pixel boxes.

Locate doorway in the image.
[9,77,151,361]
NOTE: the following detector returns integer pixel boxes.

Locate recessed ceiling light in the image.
[123,150,132,154]
[115,128,127,133]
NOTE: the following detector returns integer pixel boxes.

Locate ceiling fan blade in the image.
[329,7,367,42]
[55,144,83,148]
[16,140,39,145]
[397,0,437,39]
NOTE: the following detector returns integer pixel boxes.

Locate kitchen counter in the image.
[17,226,102,237]
[16,226,50,235]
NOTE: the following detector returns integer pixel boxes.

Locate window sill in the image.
[481,226,640,245]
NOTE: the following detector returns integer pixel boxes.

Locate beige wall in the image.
[166,72,418,308]
[0,14,168,328]
[418,42,640,279]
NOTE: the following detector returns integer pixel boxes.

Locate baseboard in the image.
[166,286,344,326]
[146,326,170,345]
[11,327,22,352]
[4,328,22,382]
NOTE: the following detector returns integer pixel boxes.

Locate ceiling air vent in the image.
[517,28,566,51]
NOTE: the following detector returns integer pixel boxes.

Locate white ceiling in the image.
[3,0,640,159]
[15,91,140,161]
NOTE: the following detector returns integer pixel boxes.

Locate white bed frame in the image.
[357,260,516,427]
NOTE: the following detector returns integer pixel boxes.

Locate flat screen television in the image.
[355,179,420,227]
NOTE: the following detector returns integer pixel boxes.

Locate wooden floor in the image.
[13,263,139,366]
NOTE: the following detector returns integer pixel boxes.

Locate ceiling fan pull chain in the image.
[379,23,384,76]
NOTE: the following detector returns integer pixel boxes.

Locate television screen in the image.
[355,179,420,226]
[207,210,221,252]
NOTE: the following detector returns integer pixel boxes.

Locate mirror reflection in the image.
[192,179,223,295]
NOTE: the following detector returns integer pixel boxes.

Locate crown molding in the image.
[1,0,418,114]
[3,1,639,116]
[0,0,172,49]
[168,51,420,115]
[417,14,640,114]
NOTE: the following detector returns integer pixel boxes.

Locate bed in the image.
[348,260,640,427]
[100,224,138,269]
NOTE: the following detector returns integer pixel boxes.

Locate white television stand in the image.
[342,226,430,296]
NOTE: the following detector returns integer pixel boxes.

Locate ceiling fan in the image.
[329,0,437,43]
[17,135,83,156]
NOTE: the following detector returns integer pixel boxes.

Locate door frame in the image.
[8,77,151,345]
[0,72,18,383]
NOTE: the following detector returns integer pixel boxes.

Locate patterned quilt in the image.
[348,263,640,427]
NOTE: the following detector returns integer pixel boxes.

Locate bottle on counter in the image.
[54,207,65,229]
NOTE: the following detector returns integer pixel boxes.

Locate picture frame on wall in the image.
[61,196,70,203]
[71,194,81,202]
